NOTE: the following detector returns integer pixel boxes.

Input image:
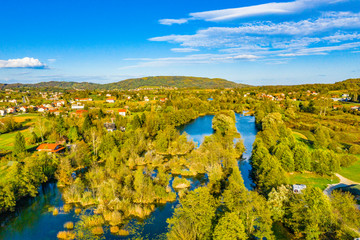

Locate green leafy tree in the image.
[14,132,26,155]
[82,114,92,133]
[213,212,247,240]
[167,187,217,240]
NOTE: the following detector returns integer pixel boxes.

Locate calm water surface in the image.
[0,113,257,239]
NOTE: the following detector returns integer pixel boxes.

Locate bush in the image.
[340,154,358,167]
[118,229,130,236]
[172,177,191,189]
[110,226,119,234]
[91,226,104,235]
[64,221,74,230]
[53,208,59,216]
[349,144,360,154]
[57,231,75,239]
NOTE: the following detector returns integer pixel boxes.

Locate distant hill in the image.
[0,76,248,90]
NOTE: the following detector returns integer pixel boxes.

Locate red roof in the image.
[118,109,126,112]
[36,143,65,153]
[76,110,88,114]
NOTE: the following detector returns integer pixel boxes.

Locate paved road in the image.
[323,173,360,210]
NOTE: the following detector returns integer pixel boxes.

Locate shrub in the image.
[118,229,130,236]
[64,221,74,230]
[57,231,75,239]
[91,226,104,235]
[53,208,59,216]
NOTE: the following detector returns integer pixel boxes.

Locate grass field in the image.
[287,172,339,190]
[0,113,39,151]
[339,156,360,182]
[293,131,308,140]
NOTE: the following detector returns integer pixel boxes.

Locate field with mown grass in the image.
[0,113,39,151]
[339,156,360,182]
[287,172,339,190]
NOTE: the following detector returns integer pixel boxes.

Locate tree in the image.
[56,115,66,137]
[293,143,311,172]
[36,117,47,142]
[131,115,142,129]
[331,190,360,236]
[14,132,26,155]
[167,187,217,240]
[213,212,247,240]
[68,126,79,143]
[82,114,92,133]
[286,187,332,239]
[267,185,291,221]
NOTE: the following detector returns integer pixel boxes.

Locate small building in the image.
[104,122,116,132]
[0,109,6,116]
[333,105,343,110]
[293,184,306,194]
[7,107,16,113]
[36,143,65,153]
[160,98,168,103]
[118,109,127,117]
[106,94,112,97]
[54,100,65,107]
[144,96,149,102]
[74,109,88,117]
[71,104,84,110]
[106,99,115,103]
[19,106,28,112]
[37,107,47,112]
[350,106,360,111]
[49,109,62,116]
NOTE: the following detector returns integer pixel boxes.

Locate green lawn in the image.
[339,156,360,183]
[0,114,39,151]
[287,172,339,190]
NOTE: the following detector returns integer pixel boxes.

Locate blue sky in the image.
[0,0,360,85]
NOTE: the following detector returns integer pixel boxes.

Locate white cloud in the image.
[47,58,57,63]
[159,0,348,24]
[171,48,199,52]
[122,53,260,69]
[278,42,360,56]
[322,32,360,43]
[151,12,360,49]
[232,54,261,60]
[0,57,46,69]
[159,18,189,25]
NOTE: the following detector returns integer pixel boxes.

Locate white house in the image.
[71,104,85,110]
[19,106,27,112]
[118,109,126,116]
[6,107,15,113]
[106,94,112,97]
[0,109,6,116]
[106,99,115,103]
[38,107,47,112]
[144,96,149,102]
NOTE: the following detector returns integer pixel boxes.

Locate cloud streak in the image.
[0,57,46,69]
[159,0,348,25]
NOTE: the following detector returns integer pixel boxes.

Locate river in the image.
[0,113,257,239]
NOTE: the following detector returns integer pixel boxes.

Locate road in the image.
[323,173,360,210]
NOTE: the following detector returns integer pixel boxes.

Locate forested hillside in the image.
[0,76,247,90]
